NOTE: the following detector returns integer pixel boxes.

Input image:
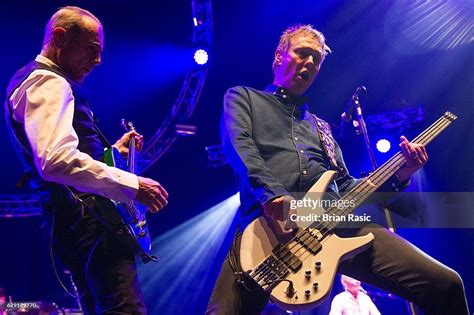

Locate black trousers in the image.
[47,196,147,315]
[206,224,469,315]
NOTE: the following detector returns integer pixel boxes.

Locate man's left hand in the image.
[113,130,144,158]
[397,135,428,181]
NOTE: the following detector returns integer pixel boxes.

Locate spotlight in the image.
[193,49,208,65]
[376,139,391,153]
[138,193,240,314]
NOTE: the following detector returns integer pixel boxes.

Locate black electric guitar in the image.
[102,120,153,259]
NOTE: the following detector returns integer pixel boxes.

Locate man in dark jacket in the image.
[206,24,468,315]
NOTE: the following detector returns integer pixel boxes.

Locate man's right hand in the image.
[263,195,295,221]
[136,176,169,213]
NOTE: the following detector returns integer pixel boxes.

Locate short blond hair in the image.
[272,24,331,72]
[42,6,102,48]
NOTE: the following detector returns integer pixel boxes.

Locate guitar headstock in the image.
[121,119,136,132]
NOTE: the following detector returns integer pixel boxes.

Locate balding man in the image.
[5,6,168,314]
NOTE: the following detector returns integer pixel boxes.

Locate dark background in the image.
[0,0,472,314]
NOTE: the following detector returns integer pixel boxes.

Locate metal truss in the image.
[139,67,209,173]
[205,144,227,168]
[139,0,213,174]
[0,194,42,218]
[192,0,213,45]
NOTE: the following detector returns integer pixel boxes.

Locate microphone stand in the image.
[348,89,418,315]
[353,97,377,172]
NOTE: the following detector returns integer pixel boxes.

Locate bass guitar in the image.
[239,112,457,311]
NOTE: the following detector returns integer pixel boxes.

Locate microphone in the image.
[341,86,366,122]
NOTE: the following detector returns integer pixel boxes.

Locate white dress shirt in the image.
[8,55,139,202]
[330,291,381,315]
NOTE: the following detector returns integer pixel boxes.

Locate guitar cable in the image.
[228,224,266,291]
[227,226,261,313]
[48,208,102,300]
[49,186,159,302]
[49,185,132,299]
[228,225,296,295]
[227,226,297,314]
[228,226,246,285]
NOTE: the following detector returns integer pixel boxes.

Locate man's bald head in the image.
[42,6,103,51]
[41,6,104,83]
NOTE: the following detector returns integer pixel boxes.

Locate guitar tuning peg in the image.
[121,119,128,131]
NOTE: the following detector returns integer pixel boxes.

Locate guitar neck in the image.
[128,137,137,174]
[321,111,457,230]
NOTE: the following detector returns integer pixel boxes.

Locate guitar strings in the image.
[251,114,452,288]
[285,114,454,274]
[265,114,454,283]
[321,113,453,231]
[251,116,431,284]
[250,113,455,289]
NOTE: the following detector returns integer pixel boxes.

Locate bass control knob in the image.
[313,282,319,290]
[315,261,322,271]
[305,269,312,278]
[305,289,311,297]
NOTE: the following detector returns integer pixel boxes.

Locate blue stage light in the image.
[194,49,208,65]
[138,193,240,314]
[376,139,391,153]
[385,1,473,53]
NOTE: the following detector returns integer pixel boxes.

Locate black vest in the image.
[5,59,107,210]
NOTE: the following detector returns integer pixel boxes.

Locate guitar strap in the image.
[91,111,113,149]
[311,114,345,176]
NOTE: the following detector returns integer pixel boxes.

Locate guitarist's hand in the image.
[136,176,169,212]
[397,135,428,181]
[263,195,295,221]
[114,130,144,158]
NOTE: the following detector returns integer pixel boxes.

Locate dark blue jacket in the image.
[221,85,406,229]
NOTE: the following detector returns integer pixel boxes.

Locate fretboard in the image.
[313,111,457,231]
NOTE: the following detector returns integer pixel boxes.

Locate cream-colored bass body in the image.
[239,170,374,311]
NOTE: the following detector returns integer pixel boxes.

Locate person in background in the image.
[330,275,381,315]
